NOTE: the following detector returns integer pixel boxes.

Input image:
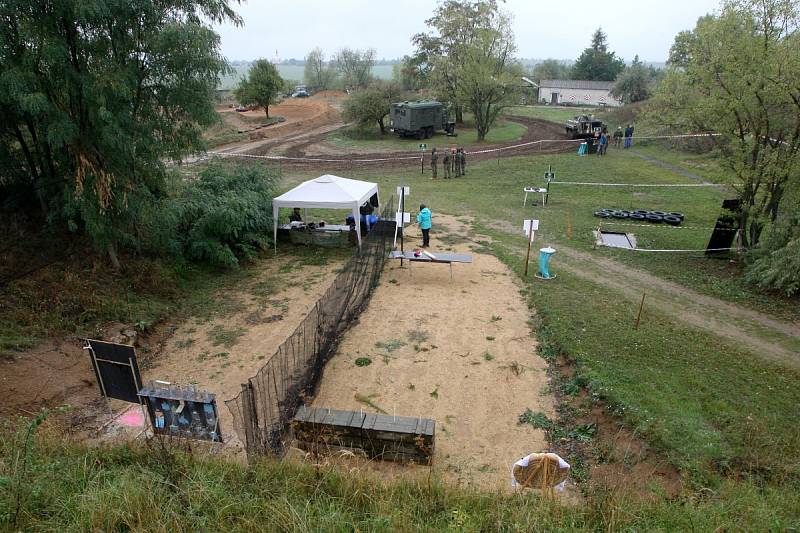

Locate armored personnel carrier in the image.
[389,101,456,139]
[565,115,605,139]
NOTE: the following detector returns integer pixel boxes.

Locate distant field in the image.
[219,63,394,90]
[504,105,594,124]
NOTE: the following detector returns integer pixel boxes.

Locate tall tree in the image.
[336,48,375,89]
[234,59,284,118]
[571,28,625,81]
[392,55,429,91]
[304,47,337,90]
[650,0,800,253]
[455,11,519,141]
[611,55,653,104]
[530,59,571,83]
[342,82,404,134]
[0,0,240,267]
[412,0,505,123]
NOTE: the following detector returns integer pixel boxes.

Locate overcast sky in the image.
[215,0,721,63]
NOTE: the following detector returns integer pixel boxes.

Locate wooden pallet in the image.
[292,406,435,465]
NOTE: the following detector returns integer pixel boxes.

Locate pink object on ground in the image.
[118,407,146,427]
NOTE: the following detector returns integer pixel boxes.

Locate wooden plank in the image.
[292,407,435,464]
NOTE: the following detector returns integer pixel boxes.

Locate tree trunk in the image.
[455,105,464,124]
[107,243,121,270]
[378,118,385,134]
[264,104,269,118]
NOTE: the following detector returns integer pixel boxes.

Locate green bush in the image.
[143,159,279,268]
[746,211,800,296]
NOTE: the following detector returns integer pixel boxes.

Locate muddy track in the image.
[233,117,576,171]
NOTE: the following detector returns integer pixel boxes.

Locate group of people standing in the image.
[595,123,635,156]
[611,124,635,149]
[429,147,466,179]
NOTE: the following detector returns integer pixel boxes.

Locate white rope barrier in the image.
[624,246,739,253]
[550,182,721,187]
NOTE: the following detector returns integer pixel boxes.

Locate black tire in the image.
[646,214,663,223]
[425,127,433,139]
[594,211,611,218]
[663,215,682,226]
[415,130,424,140]
[633,210,649,215]
[612,211,629,219]
[629,214,646,221]
[649,211,667,217]
[668,212,685,220]
[599,208,616,213]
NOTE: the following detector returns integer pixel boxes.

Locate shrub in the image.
[746,210,800,296]
[143,159,279,268]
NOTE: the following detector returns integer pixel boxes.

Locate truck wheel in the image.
[415,130,424,140]
[425,127,433,139]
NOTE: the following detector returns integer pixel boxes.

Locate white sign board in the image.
[395,212,411,225]
[396,186,411,196]
[523,219,540,237]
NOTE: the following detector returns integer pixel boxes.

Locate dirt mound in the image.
[214,98,342,154]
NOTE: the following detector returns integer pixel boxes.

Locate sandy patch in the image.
[311,215,556,491]
[142,253,347,453]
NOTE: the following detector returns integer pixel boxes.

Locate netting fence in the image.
[226,199,394,458]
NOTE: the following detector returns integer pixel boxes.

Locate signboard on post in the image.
[543,165,554,205]
[86,339,143,404]
[139,381,223,442]
[395,186,411,262]
[523,219,540,237]
[522,219,540,276]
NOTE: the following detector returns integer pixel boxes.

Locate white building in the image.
[538,80,622,107]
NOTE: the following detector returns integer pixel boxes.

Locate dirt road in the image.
[486,222,800,369]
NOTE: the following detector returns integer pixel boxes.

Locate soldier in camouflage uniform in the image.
[442,150,451,179]
[430,148,438,179]
[451,148,457,176]
[459,148,467,176]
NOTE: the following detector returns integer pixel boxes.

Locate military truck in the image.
[389,101,455,139]
[565,115,605,139]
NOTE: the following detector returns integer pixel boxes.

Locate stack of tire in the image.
[593,209,685,226]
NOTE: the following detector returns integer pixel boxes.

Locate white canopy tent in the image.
[272,175,380,250]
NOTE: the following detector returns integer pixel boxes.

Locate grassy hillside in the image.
[1,428,796,531]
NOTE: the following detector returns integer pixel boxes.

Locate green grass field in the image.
[327,118,527,151]
[218,63,395,90]
[282,143,800,504]
[2,429,796,531]
[2,142,798,530]
[505,104,594,124]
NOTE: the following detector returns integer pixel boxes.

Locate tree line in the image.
[0,0,796,294]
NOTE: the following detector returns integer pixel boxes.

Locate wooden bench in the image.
[292,406,435,465]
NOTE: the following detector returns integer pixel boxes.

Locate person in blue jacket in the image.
[416,204,432,248]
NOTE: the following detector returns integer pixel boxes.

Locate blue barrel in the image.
[538,247,556,279]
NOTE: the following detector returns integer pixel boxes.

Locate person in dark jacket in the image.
[613,127,623,148]
[289,208,303,222]
[430,148,438,179]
